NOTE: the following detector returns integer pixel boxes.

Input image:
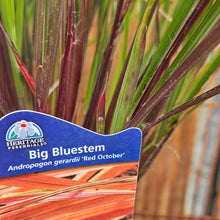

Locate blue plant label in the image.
[0,111,142,178]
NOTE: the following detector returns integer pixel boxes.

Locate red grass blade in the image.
[12,52,35,95]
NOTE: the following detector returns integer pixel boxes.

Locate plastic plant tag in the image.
[0,110,142,219]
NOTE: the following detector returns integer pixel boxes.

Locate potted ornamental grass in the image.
[0,0,220,219]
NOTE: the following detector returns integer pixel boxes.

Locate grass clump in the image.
[0,0,219,176]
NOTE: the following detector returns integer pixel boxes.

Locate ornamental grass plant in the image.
[0,0,220,219]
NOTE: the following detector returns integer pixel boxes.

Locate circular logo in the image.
[6,120,43,141]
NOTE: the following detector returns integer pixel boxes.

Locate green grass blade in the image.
[106,5,131,111]
[0,26,19,111]
[84,2,110,111]
[22,0,34,69]
[0,0,22,94]
[96,90,106,134]
[0,0,16,43]
[110,0,157,133]
[15,0,24,55]
[39,0,64,113]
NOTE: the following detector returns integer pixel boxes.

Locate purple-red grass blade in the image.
[0,97,10,115]
[55,0,75,118]
[143,85,220,135]
[64,0,88,122]
[83,0,125,130]
[120,0,133,22]
[34,0,46,111]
